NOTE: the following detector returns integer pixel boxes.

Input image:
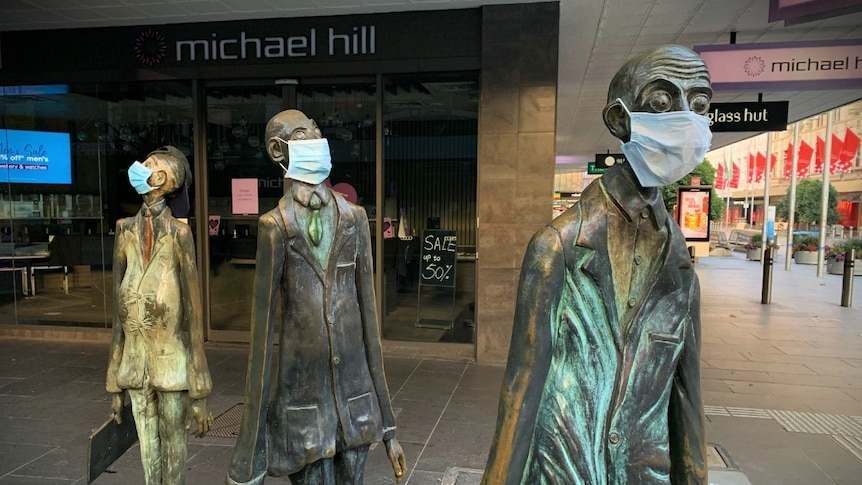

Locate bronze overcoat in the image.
[482,166,706,485]
[228,182,397,483]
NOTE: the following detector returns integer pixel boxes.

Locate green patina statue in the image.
[107,146,213,484]
[482,45,712,484]
[226,109,407,485]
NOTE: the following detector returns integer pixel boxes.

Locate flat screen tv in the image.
[0,129,72,184]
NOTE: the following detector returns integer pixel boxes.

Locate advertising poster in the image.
[678,187,711,241]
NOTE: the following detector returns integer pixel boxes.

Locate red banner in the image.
[729,162,740,188]
[839,128,860,173]
[814,136,824,174]
[798,140,813,178]
[715,162,726,189]
[783,142,793,178]
[755,151,767,183]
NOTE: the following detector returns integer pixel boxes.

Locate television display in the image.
[0,129,73,184]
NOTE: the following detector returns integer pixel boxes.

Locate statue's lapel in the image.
[280,195,327,283]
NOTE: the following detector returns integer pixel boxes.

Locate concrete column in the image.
[476,3,559,364]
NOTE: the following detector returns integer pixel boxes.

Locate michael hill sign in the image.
[694,39,862,91]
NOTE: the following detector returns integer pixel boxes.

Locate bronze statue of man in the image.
[227,109,407,485]
[107,146,213,484]
[482,45,712,484]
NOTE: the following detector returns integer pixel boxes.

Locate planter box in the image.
[746,248,762,261]
[794,250,819,265]
[827,259,862,276]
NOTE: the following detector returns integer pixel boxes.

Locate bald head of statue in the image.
[265,109,323,166]
[602,44,712,143]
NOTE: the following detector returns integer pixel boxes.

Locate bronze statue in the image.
[482,45,711,484]
[226,109,407,485]
[107,146,213,484]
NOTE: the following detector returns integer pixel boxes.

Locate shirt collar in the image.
[601,164,665,230]
[291,180,331,208]
[141,199,168,218]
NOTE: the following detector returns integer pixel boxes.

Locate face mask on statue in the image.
[281,138,332,184]
[128,161,158,194]
[618,98,712,187]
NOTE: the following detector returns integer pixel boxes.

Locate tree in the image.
[659,159,726,222]
[775,179,839,227]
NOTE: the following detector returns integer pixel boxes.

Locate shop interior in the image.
[1,71,479,345]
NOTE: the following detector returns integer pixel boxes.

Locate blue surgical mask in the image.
[282,138,332,184]
[618,98,712,187]
[128,161,156,194]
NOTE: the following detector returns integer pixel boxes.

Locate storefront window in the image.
[0,82,194,327]
[379,72,479,344]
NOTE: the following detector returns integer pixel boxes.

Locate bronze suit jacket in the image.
[227,182,396,484]
[107,203,211,399]
[482,166,706,485]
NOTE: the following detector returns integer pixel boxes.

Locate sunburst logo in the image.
[135,30,167,66]
[743,56,766,77]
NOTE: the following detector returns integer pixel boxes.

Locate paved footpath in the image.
[0,249,860,484]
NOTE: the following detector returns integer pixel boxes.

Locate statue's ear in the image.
[267,137,286,164]
[603,100,630,143]
[150,169,168,189]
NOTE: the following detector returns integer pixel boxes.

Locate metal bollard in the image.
[761,246,773,305]
[841,249,855,308]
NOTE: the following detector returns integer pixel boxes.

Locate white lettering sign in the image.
[175,26,375,62]
[694,40,862,90]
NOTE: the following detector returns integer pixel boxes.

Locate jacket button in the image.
[640,209,649,219]
[627,297,636,308]
[634,254,643,265]
[333,357,340,364]
[609,431,621,444]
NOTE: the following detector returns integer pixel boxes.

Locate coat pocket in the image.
[346,392,382,445]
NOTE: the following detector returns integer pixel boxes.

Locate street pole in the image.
[817,111,833,277]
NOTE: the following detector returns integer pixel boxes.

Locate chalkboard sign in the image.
[419,230,457,288]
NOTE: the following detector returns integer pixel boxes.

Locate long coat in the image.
[482,166,706,485]
[227,182,397,484]
[106,204,211,399]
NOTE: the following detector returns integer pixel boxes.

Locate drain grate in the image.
[208,402,244,438]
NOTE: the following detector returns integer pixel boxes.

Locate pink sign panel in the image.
[694,39,862,91]
[231,178,259,215]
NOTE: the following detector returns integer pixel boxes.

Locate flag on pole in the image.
[814,136,825,174]
[755,151,766,183]
[783,142,793,178]
[747,152,756,183]
[838,128,860,173]
[829,133,843,175]
[729,162,740,188]
[716,162,726,189]
[798,140,813,178]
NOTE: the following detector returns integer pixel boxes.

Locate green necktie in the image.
[308,193,322,246]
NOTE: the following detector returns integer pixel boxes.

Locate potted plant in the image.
[793,234,822,265]
[744,235,762,261]
[743,235,778,261]
[826,238,862,275]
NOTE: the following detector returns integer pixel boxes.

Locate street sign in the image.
[707,101,789,132]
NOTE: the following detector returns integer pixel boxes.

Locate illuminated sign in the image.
[694,39,862,91]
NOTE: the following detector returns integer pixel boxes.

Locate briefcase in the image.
[87,402,137,483]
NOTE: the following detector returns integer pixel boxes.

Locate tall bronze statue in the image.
[107,146,213,484]
[226,109,407,485]
[482,45,712,484]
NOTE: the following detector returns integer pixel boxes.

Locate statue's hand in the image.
[384,437,407,483]
[110,393,124,425]
[191,398,214,438]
